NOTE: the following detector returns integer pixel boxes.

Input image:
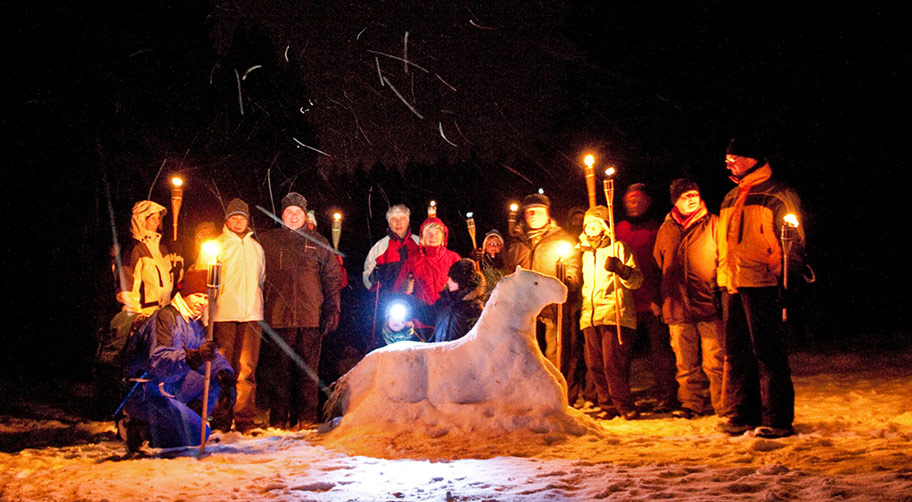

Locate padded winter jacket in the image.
[579,237,643,331]
[259,226,342,329]
[362,229,420,290]
[717,165,805,292]
[117,200,181,315]
[213,226,265,322]
[654,210,720,324]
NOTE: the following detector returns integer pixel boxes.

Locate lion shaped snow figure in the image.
[323,267,591,437]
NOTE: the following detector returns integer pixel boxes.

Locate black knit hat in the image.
[180,269,209,296]
[669,178,700,204]
[281,192,307,213]
[448,258,482,290]
[521,193,551,211]
[726,136,766,162]
[225,198,249,219]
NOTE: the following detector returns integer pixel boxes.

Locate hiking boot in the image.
[716,418,756,436]
[750,426,795,439]
[672,408,700,420]
[621,410,640,421]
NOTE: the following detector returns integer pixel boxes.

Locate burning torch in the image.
[427,200,437,218]
[555,241,572,371]
[603,167,623,345]
[332,212,342,251]
[781,213,800,322]
[584,154,596,208]
[199,239,221,455]
[508,202,521,237]
[170,176,183,241]
[466,212,477,248]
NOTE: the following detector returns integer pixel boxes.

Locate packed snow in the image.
[1,271,910,501]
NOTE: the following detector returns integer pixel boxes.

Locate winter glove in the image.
[369,263,391,289]
[471,248,485,263]
[186,340,219,370]
[321,310,340,335]
[604,256,633,280]
[215,370,237,411]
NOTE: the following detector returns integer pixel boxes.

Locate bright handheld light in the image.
[387,300,410,324]
[784,213,799,227]
[200,240,220,265]
[605,167,616,177]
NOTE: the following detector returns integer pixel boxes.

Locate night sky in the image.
[6,2,907,381]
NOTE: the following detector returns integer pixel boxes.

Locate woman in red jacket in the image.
[393,217,461,307]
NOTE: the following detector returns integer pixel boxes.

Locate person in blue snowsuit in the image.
[122,269,235,451]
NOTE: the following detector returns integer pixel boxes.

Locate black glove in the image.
[369,263,391,288]
[604,256,632,280]
[216,370,237,411]
[186,340,219,369]
[471,248,485,263]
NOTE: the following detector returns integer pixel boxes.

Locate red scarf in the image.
[671,201,708,231]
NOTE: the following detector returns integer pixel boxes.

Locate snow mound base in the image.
[321,268,600,447]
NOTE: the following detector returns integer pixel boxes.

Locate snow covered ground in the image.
[2,344,910,501]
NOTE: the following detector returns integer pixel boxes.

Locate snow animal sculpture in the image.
[323,267,590,436]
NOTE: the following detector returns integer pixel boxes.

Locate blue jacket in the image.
[124,303,233,386]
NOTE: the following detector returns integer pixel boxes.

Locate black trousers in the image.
[721,287,794,428]
[257,327,323,427]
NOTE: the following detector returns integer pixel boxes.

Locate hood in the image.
[130,200,167,242]
[418,217,449,246]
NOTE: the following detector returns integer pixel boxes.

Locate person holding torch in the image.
[502,193,580,369]
[716,136,805,439]
[578,205,643,420]
[119,269,234,453]
[210,198,266,433]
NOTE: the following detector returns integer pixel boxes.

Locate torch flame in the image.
[605,167,616,177]
[509,203,519,212]
[201,240,221,264]
[171,177,183,187]
[584,154,594,168]
[784,214,799,227]
[333,212,342,221]
[556,240,573,259]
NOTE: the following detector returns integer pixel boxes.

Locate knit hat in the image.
[483,229,504,247]
[624,183,650,198]
[448,258,482,290]
[180,269,209,297]
[281,192,307,213]
[726,136,766,162]
[669,178,700,204]
[521,193,551,211]
[225,198,249,219]
[583,205,610,226]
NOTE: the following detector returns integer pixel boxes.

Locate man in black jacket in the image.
[258,192,342,429]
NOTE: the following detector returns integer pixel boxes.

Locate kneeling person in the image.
[121,270,236,451]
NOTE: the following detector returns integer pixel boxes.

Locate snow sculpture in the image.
[323,267,593,438]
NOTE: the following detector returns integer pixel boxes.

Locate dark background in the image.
[5,2,908,384]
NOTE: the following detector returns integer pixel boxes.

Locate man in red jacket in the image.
[616,184,678,413]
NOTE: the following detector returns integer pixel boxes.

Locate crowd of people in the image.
[105,137,806,452]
